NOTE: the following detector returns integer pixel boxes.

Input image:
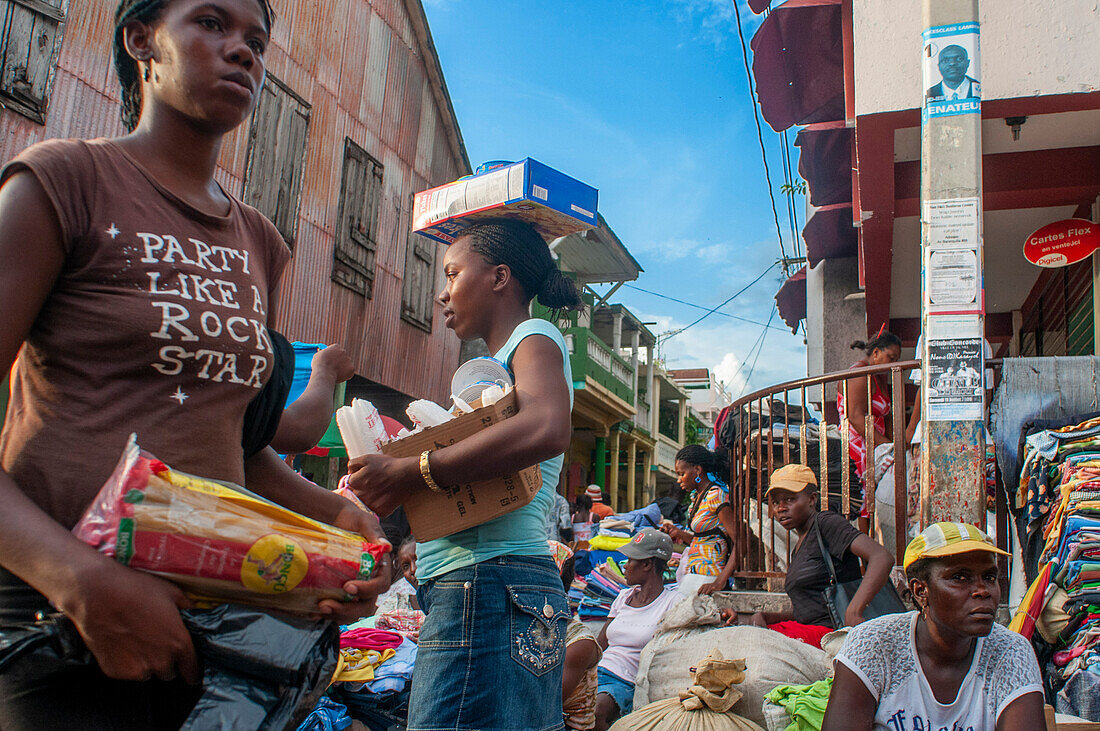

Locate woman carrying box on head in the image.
[0,1,390,727]
[347,217,585,730]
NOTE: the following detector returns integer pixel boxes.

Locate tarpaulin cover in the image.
[751,0,845,132]
[804,204,858,267]
[181,604,339,730]
[775,266,808,333]
[795,126,852,207]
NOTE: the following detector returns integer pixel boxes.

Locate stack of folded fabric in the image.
[1012,414,1100,721]
[577,558,628,620]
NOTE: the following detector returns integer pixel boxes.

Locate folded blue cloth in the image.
[296,697,352,731]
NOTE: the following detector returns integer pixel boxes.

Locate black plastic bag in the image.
[0,605,338,731]
[180,604,339,730]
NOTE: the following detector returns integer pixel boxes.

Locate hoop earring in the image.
[695,476,701,484]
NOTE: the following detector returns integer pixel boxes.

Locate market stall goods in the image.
[73,436,388,615]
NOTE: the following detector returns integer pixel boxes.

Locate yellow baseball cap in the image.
[903,521,1010,570]
[765,464,818,496]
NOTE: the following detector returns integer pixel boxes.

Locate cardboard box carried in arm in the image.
[381,391,542,542]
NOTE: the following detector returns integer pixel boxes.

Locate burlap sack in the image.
[633,626,829,725]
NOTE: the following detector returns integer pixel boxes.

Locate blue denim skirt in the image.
[407,555,569,731]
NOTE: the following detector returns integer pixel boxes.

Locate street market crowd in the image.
[0,1,1064,730]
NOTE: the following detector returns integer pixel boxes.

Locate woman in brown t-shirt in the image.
[0,1,389,727]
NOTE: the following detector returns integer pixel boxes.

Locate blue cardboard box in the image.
[413,158,598,244]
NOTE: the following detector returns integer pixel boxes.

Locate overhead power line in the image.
[660,261,779,344]
[738,304,779,397]
[731,0,790,276]
[622,283,787,331]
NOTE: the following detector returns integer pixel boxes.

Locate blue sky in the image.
[423,0,808,399]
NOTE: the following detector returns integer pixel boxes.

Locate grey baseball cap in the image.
[619,528,673,562]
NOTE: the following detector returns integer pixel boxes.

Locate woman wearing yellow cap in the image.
[823,522,1044,731]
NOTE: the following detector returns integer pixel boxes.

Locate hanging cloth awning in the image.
[795,124,852,207]
[750,0,845,133]
[804,203,858,267]
[775,266,808,333]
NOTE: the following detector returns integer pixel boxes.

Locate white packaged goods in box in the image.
[380,391,542,541]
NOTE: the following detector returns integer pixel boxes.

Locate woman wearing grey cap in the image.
[593,528,681,729]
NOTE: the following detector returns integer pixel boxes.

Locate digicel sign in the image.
[1023,218,1100,268]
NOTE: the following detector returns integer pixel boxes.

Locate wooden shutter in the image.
[0,0,65,124]
[332,139,383,297]
[242,75,310,245]
[401,193,437,331]
[1019,260,1094,357]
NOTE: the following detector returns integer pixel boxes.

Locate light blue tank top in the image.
[416,318,574,581]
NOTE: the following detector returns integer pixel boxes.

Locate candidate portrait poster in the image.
[922,22,981,120]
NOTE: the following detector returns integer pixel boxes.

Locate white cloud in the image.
[631,306,806,400]
[666,0,765,47]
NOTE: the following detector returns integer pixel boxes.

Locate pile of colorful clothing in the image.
[1011,413,1100,720]
[298,623,419,730]
[573,555,628,620]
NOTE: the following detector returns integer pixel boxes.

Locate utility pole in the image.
[919,0,986,526]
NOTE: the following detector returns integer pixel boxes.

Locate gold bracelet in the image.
[420,450,444,493]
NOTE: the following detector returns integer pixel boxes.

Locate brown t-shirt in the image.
[1,139,290,529]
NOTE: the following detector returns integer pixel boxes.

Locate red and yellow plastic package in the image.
[73,437,388,615]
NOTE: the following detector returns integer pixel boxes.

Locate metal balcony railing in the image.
[726,359,1009,586]
[563,327,636,404]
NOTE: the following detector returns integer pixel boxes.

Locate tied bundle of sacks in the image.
[74,436,389,615]
[1011,413,1100,720]
[609,649,764,731]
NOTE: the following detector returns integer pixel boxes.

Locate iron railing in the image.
[726,359,1009,585]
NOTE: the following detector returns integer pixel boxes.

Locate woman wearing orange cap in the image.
[723,463,894,647]
[823,522,1043,731]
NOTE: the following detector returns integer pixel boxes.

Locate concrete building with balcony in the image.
[669,367,733,437]
[722,0,1100,584]
[751,0,1099,414]
[546,220,691,511]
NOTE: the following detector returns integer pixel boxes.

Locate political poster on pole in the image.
[922,23,981,120]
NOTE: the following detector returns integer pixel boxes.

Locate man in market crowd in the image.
[588,484,615,520]
[822,523,1044,731]
[926,44,980,101]
[721,465,893,648]
[548,488,574,542]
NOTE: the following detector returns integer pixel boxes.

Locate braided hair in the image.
[850,331,901,358]
[457,218,585,313]
[113,0,276,132]
[675,444,730,484]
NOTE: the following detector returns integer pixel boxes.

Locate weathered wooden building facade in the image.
[0,0,470,409]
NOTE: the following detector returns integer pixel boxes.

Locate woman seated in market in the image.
[594,528,681,730]
[661,445,738,594]
[822,522,1045,731]
[726,464,894,648]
